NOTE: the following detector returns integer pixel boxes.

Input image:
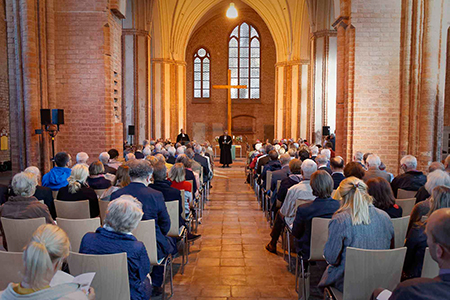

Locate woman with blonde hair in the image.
[57,164,99,218]
[0,224,95,299]
[318,177,394,292]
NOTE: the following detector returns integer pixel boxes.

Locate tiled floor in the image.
[168,160,298,300]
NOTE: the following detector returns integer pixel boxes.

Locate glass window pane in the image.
[240,48,249,58]
[240,37,249,47]
[240,68,249,78]
[231,78,238,86]
[194,90,201,98]
[194,72,201,80]
[229,38,238,48]
[194,63,201,72]
[203,57,210,64]
[198,48,206,57]
[240,23,249,37]
[250,26,259,38]
[251,48,260,57]
[251,38,260,48]
[239,88,249,99]
[250,88,259,99]
[251,68,260,77]
[203,90,210,98]
[203,72,209,81]
[240,58,249,67]
[251,58,260,68]
[231,89,238,99]
[203,81,209,89]
[239,78,248,86]
[229,58,238,68]
[194,81,201,89]
[203,61,209,72]
[251,78,260,88]
[231,26,239,37]
[230,68,238,77]
[229,48,238,58]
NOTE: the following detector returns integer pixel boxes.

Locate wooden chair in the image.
[98,199,110,224]
[133,219,173,300]
[295,199,310,210]
[94,189,107,199]
[1,217,46,252]
[422,247,439,278]
[68,252,130,300]
[296,218,331,299]
[52,190,58,199]
[0,250,24,290]
[396,198,416,216]
[54,200,90,219]
[264,171,273,218]
[391,216,410,248]
[56,217,101,252]
[397,189,417,199]
[166,200,188,274]
[325,247,407,300]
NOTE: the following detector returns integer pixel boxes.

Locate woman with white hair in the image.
[79,196,150,300]
[0,172,54,250]
[0,224,95,299]
[56,164,99,218]
[24,166,56,218]
[318,177,394,292]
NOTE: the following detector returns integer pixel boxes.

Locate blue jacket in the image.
[41,167,71,191]
[79,227,151,300]
[110,182,171,258]
[149,180,184,227]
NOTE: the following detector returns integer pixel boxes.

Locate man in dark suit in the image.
[218,130,233,168]
[110,159,174,297]
[176,129,190,145]
[193,145,211,181]
[260,150,282,187]
[330,156,345,190]
[316,154,332,175]
[373,208,450,299]
[270,153,291,193]
[391,155,426,198]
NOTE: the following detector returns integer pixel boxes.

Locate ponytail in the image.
[68,177,81,194]
[67,164,89,194]
[336,177,372,225]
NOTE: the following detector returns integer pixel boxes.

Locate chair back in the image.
[391,216,410,248]
[132,219,158,264]
[343,247,406,300]
[68,252,130,300]
[276,180,281,192]
[199,167,204,185]
[397,189,417,199]
[265,171,273,191]
[94,189,107,198]
[422,247,439,278]
[54,200,90,219]
[56,217,101,252]
[166,200,180,237]
[186,180,194,193]
[309,218,332,261]
[1,217,46,252]
[331,189,337,199]
[295,199,310,210]
[180,190,187,220]
[396,198,415,216]
[0,251,24,290]
[98,199,109,224]
[52,190,58,199]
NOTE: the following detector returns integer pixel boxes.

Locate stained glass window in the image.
[193,48,211,99]
[229,22,260,99]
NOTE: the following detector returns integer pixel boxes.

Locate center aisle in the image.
[170,159,297,300]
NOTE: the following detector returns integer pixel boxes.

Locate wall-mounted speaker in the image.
[52,109,64,125]
[322,126,330,136]
[128,125,135,136]
[40,109,51,125]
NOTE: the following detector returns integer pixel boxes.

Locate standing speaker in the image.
[52,109,64,125]
[128,125,135,136]
[322,126,330,136]
[40,109,51,125]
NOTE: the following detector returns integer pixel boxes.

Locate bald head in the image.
[330,156,344,172]
[426,208,450,268]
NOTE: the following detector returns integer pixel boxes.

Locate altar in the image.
[214,144,242,160]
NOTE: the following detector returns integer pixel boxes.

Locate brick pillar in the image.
[0,0,10,164]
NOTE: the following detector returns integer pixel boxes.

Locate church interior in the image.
[0,0,450,299]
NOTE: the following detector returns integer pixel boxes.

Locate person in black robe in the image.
[176,129,190,145]
[219,130,233,168]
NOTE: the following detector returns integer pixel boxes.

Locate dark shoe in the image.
[151,286,163,297]
[187,232,201,242]
[265,243,277,254]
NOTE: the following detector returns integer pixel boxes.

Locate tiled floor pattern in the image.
[169,160,298,300]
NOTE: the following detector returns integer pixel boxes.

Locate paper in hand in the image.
[50,270,96,295]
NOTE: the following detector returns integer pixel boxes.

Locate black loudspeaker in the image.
[322,126,330,136]
[52,109,64,125]
[128,125,135,136]
[40,109,51,125]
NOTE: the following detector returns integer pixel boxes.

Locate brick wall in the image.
[0,0,10,163]
[185,8,276,143]
[445,28,450,127]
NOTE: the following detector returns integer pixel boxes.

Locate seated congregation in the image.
[247,139,450,299]
[0,140,214,300]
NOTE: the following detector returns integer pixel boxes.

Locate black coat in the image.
[331,172,345,190]
[166,156,176,165]
[219,135,232,165]
[391,171,427,198]
[318,166,333,175]
[0,184,8,205]
[194,153,210,180]
[389,274,450,300]
[176,133,190,145]
[34,185,56,219]
[149,180,184,227]
[57,184,100,218]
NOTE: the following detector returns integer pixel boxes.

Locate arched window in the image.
[229,22,260,99]
[193,48,210,99]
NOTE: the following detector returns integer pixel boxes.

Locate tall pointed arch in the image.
[229,22,260,99]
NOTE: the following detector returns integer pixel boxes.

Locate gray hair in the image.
[310,146,319,156]
[125,153,136,162]
[185,148,195,159]
[24,166,41,184]
[142,146,151,157]
[176,146,185,155]
[105,195,143,233]
[168,163,186,182]
[301,159,318,179]
[428,162,445,174]
[366,154,381,168]
[321,149,331,160]
[424,170,450,194]
[99,152,110,164]
[168,146,176,156]
[76,152,89,164]
[176,154,191,168]
[155,153,166,163]
[280,153,291,166]
[127,159,153,180]
[194,145,202,154]
[152,162,167,181]
[316,154,328,166]
[12,172,37,197]
[155,143,162,151]
[354,151,363,161]
[400,155,418,170]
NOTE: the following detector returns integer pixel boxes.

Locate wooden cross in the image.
[213,69,247,134]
